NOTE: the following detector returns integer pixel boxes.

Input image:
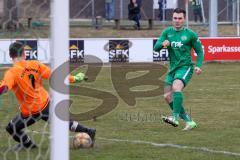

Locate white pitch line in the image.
[28,130,240,157]
[98,137,240,157]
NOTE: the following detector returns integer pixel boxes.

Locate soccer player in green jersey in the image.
[154,8,204,130]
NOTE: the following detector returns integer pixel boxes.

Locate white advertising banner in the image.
[85,39,109,63]
[38,39,51,63]
[1,37,240,64]
[0,40,12,64]
[128,39,153,62]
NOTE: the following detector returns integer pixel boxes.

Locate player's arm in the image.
[39,63,87,83]
[39,63,51,79]
[192,37,204,68]
[153,29,169,52]
[0,82,8,95]
[0,71,15,95]
[192,33,204,74]
[69,72,88,83]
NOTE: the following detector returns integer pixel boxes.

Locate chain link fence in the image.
[0,0,239,35]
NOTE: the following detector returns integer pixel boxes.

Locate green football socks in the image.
[169,102,191,122]
[170,91,192,122]
[172,91,182,120]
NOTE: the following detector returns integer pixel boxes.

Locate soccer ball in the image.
[72,132,92,149]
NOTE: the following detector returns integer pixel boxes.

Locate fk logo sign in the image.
[19,40,38,60]
[25,50,38,60]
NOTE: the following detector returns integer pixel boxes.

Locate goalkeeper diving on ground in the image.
[0,41,96,151]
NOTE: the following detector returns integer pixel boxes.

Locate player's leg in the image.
[163,71,174,107]
[198,8,203,22]
[172,67,191,123]
[174,66,197,130]
[162,73,179,127]
[163,85,191,121]
[163,85,191,122]
[5,114,38,150]
[163,85,173,106]
[69,120,96,146]
[162,66,195,127]
[41,103,96,145]
[171,79,184,124]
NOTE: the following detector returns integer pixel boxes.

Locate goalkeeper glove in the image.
[73,72,88,82]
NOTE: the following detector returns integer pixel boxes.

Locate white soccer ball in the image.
[72,132,93,149]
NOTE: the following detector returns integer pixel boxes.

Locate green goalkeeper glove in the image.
[73,72,88,82]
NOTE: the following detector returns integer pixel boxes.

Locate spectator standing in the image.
[158,0,166,21]
[189,0,203,23]
[105,0,114,21]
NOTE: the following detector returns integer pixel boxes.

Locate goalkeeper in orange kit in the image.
[0,41,96,151]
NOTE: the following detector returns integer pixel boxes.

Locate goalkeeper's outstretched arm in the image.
[69,72,88,83]
[39,62,87,83]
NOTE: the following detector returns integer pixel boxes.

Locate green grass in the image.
[0,62,240,160]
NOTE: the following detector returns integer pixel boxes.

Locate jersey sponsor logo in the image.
[153,39,169,61]
[69,40,84,63]
[171,41,183,48]
[109,40,129,62]
[19,40,38,60]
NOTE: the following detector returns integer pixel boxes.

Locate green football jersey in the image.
[154,27,204,72]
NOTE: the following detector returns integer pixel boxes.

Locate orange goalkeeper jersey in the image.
[1,60,77,117]
[1,60,51,117]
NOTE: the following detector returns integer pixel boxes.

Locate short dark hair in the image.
[173,8,186,17]
[9,41,24,58]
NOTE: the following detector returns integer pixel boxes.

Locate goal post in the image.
[50,0,69,160]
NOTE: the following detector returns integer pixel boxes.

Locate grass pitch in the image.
[0,62,240,160]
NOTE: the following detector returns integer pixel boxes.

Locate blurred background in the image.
[0,0,239,37]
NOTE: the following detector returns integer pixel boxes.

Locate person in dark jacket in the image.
[128,0,142,30]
